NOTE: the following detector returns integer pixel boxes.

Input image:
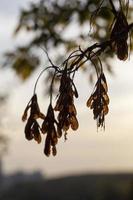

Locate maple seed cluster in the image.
[22,70,79,156]
[42,104,58,156]
[22,0,131,156]
[110,10,129,60]
[22,94,45,143]
[54,70,79,134]
[87,73,109,129]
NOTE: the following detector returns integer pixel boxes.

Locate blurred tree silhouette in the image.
[3,0,133,80]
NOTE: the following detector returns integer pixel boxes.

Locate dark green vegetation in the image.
[1,173,133,200]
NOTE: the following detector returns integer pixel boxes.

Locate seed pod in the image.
[44,135,51,157]
[42,104,59,156]
[24,117,34,140]
[52,146,57,156]
[86,73,109,129]
[110,11,129,60]
[70,116,79,130]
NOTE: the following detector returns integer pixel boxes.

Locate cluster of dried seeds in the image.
[22,0,131,156]
[42,104,58,156]
[22,69,79,156]
[55,70,79,135]
[87,73,109,129]
[110,10,129,60]
[22,94,45,143]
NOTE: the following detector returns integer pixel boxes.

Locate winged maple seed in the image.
[41,104,59,157]
[54,71,79,137]
[22,94,45,121]
[87,73,109,129]
[110,10,129,60]
[22,94,45,143]
[20,0,133,157]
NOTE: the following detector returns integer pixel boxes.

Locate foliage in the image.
[4,48,39,80]
[4,0,133,79]
[20,0,133,156]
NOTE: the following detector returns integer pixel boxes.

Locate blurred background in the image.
[0,0,133,199]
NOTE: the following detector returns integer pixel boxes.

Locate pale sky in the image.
[1,0,133,178]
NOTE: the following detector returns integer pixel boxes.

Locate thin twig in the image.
[109,0,117,15]
[33,66,57,94]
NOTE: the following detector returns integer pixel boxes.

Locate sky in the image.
[1,0,133,178]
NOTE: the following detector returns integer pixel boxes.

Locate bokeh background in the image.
[0,0,133,199]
